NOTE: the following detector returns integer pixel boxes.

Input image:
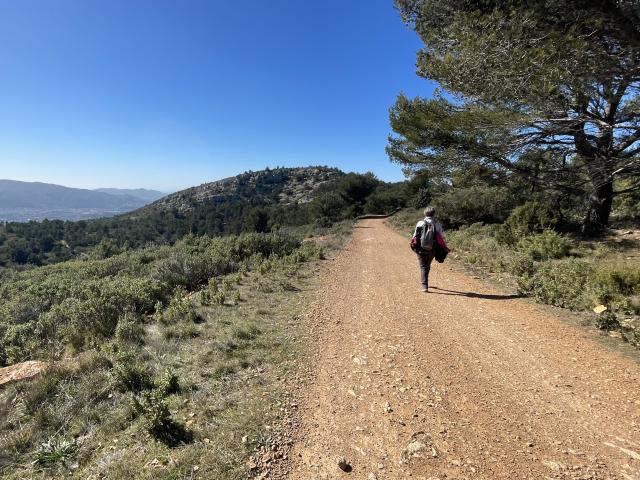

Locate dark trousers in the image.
[417,251,435,287]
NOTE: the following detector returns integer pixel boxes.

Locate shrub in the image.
[232,291,242,304]
[518,259,593,309]
[497,201,557,245]
[133,389,171,434]
[132,389,191,446]
[595,311,621,331]
[161,290,201,324]
[154,252,212,291]
[112,352,153,392]
[516,230,571,261]
[157,369,180,395]
[115,312,145,345]
[198,289,211,305]
[507,253,536,277]
[212,291,226,305]
[589,264,640,314]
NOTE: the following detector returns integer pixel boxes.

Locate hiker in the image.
[410,206,448,292]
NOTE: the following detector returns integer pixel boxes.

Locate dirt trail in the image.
[286,219,640,480]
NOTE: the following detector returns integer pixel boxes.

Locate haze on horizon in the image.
[0,0,434,192]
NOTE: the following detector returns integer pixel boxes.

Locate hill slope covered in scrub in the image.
[0,167,408,266]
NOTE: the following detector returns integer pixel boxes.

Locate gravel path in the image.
[285,219,640,480]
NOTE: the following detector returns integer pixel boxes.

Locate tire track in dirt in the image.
[285,219,640,480]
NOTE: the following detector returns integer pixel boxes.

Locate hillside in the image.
[136,166,341,215]
[0,167,406,266]
[0,180,163,222]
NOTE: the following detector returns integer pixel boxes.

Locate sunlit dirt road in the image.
[286,219,640,480]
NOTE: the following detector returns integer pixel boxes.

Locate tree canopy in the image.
[389,0,640,233]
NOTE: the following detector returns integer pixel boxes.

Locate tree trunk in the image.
[582,180,614,236]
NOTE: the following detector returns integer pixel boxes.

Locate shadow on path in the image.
[430,286,522,301]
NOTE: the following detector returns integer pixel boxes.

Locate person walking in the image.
[411,206,447,292]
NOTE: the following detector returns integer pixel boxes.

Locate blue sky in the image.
[0,0,434,192]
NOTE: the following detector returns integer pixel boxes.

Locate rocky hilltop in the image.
[139,166,342,214]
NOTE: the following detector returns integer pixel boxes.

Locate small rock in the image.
[0,360,49,387]
[404,441,427,459]
[338,457,352,473]
[593,305,608,314]
[543,460,565,471]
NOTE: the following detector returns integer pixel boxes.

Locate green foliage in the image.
[160,290,201,325]
[434,185,514,227]
[114,311,145,345]
[594,311,621,331]
[516,230,571,261]
[0,229,325,478]
[507,253,535,278]
[132,389,191,446]
[0,168,406,267]
[157,369,180,395]
[33,437,77,467]
[89,238,122,260]
[497,202,557,245]
[213,291,226,305]
[112,351,154,393]
[154,251,213,291]
[613,185,640,221]
[0,231,306,364]
[391,0,640,233]
[590,265,640,314]
[518,259,593,310]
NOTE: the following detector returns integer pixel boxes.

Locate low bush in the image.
[497,201,558,245]
[516,230,571,261]
[132,389,191,446]
[518,259,593,310]
[589,264,640,314]
[114,311,145,345]
[157,369,180,395]
[160,290,201,325]
[112,351,154,393]
[507,253,535,277]
[154,251,213,291]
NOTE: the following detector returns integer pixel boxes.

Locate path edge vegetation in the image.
[0,222,353,479]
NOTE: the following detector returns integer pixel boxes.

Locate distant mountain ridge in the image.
[0,180,165,221]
